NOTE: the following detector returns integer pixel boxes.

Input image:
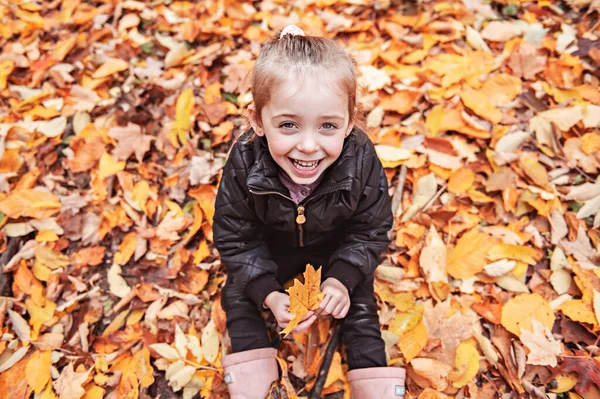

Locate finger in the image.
[324,296,339,315]
[332,302,346,319]
[339,303,350,319]
[318,295,333,314]
[300,311,314,322]
[293,314,317,333]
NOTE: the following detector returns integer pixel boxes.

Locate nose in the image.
[297,131,319,153]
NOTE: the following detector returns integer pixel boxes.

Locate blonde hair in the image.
[248,29,363,136]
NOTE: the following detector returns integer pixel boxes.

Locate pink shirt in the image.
[278,171,324,204]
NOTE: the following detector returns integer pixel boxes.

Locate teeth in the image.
[292,159,319,170]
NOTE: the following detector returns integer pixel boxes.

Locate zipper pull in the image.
[296,205,306,224]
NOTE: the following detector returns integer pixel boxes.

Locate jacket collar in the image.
[246,128,359,196]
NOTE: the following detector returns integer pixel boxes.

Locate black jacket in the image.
[213,128,393,309]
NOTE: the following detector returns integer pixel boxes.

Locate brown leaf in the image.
[108,123,154,162]
[508,43,547,80]
[560,356,600,393]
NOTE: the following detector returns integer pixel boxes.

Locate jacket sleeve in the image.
[213,144,284,309]
[324,142,393,295]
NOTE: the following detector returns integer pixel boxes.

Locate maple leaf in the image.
[508,43,547,80]
[53,362,90,399]
[108,122,154,163]
[560,356,600,393]
[519,319,561,367]
[280,264,325,337]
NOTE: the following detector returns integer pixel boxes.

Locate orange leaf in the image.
[399,320,428,363]
[0,189,61,220]
[92,58,129,79]
[114,232,138,265]
[460,86,503,124]
[447,228,497,279]
[26,350,52,394]
[281,264,325,337]
[448,167,475,194]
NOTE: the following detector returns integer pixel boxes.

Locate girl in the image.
[214,25,406,398]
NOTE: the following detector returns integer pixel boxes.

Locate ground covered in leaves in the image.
[0,0,599,398]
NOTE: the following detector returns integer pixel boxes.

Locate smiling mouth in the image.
[289,158,322,170]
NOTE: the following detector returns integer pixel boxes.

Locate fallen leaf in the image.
[108,123,154,162]
[449,340,480,388]
[92,58,129,79]
[0,189,61,219]
[520,319,561,367]
[52,362,90,399]
[447,228,497,280]
[501,293,555,337]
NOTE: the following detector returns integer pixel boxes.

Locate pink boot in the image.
[222,347,279,399]
[348,367,406,398]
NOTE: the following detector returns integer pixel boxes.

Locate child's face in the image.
[251,74,354,185]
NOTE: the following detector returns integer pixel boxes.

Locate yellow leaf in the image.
[92,59,129,79]
[34,245,69,269]
[201,319,220,364]
[324,352,344,389]
[132,348,154,389]
[581,132,600,155]
[389,303,425,337]
[203,82,221,105]
[460,86,503,124]
[131,180,150,211]
[487,244,540,265]
[82,384,105,399]
[193,240,210,264]
[467,188,494,203]
[558,299,597,325]
[98,153,125,179]
[501,293,555,336]
[520,158,548,186]
[0,60,15,89]
[172,88,195,147]
[550,373,579,393]
[35,229,59,242]
[281,264,326,337]
[426,105,445,137]
[114,232,138,265]
[375,145,412,168]
[26,350,52,394]
[447,228,497,279]
[26,298,56,339]
[399,320,428,363]
[448,167,474,194]
[0,189,61,219]
[449,341,480,388]
[102,309,129,337]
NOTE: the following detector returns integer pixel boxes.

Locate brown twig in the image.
[309,320,341,399]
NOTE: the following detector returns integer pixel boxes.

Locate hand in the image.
[317,278,350,319]
[264,291,317,333]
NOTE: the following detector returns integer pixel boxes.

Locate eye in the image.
[321,123,337,130]
[279,122,297,130]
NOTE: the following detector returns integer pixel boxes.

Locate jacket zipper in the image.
[248,185,346,248]
[249,189,307,247]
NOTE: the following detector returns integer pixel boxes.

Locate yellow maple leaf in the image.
[281,264,325,337]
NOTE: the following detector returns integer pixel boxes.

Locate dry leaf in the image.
[520,319,561,367]
[52,363,90,399]
[447,228,496,280]
[501,293,555,337]
[0,189,61,219]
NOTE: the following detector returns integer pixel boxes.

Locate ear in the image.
[344,121,354,137]
[248,105,264,136]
